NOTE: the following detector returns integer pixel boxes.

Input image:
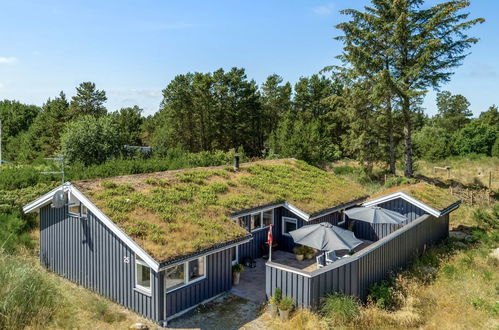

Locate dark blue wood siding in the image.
[266,213,450,307]
[164,248,232,318]
[346,198,427,241]
[40,204,160,322]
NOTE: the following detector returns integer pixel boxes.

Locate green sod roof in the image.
[74,159,368,262]
[369,182,460,212]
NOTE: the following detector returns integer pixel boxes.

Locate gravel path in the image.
[166,294,271,330]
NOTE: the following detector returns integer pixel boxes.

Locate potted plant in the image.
[268,288,281,318]
[304,246,314,260]
[232,263,244,285]
[293,246,305,261]
[278,296,294,320]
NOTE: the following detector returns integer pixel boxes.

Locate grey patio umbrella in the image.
[289,223,363,252]
[344,206,407,224]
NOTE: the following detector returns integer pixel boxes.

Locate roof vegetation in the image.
[74,159,368,262]
[369,182,460,211]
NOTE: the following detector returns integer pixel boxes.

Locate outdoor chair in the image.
[325,250,337,263]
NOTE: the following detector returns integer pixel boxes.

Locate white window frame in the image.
[68,202,81,217]
[249,209,274,232]
[231,246,239,266]
[282,216,298,237]
[135,255,152,295]
[165,256,207,293]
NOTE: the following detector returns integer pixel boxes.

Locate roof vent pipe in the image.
[234,155,240,171]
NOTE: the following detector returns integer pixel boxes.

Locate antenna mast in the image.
[41,156,65,185]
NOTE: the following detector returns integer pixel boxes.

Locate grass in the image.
[0,249,155,330]
[74,159,368,262]
[270,157,499,329]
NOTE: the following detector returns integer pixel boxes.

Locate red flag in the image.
[267,224,273,246]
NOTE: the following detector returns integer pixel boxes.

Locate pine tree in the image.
[336,0,483,177]
[69,82,107,119]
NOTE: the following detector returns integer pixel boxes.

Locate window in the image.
[250,212,261,231]
[81,204,88,217]
[236,217,246,229]
[188,257,205,281]
[68,203,80,216]
[165,256,207,292]
[165,263,185,291]
[135,255,151,294]
[231,246,238,265]
[247,209,273,232]
[263,210,273,227]
[282,217,297,236]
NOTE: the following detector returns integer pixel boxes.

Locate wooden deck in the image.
[270,239,374,272]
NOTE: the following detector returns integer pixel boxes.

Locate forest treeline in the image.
[1,72,497,170]
[0,0,497,176]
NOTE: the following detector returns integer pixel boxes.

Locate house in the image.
[23,159,460,325]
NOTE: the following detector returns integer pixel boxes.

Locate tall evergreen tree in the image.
[435,91,472,131]
[336,0,483,177]
[69,82,107,119]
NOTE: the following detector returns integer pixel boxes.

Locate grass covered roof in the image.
[369,182,460,212]
[73,159,368,262]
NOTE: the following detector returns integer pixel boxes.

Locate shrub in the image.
[454,120,497,156]
[232,263,244,273]
[333,165,357,175]
[368,280,396,309]
[273,287,282,303]
[320,293,360,325]
[0,212,33,252]
[278,296,294,311]
[0,252,61,329]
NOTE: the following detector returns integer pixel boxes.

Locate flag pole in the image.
[268,224,273,262]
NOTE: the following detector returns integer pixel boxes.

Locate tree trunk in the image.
[402,97,413,178]
[386,96,396,175]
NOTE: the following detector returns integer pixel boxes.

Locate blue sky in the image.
[0,0,497,116]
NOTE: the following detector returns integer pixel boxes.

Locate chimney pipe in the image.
[234,155,240,171]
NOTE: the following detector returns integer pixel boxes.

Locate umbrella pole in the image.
[323,250,327,266]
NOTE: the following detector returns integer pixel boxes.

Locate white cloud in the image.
[313,3,335,16]
[0,57,18,64]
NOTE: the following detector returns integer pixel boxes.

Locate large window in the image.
[165,256,207,292]
[135,255,151,294]
[230,246,238,265]
[249,209,273,231]
[282,217,297,236]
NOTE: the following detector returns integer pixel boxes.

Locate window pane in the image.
[81,205,88,216]
[263,210,272,227]
[136,263,151,290]
[165,264,185,291]
[250,213,261,231]
[69,204,80,215]
[231,247,237,262]
[188,257,205,281]
[236,217,245,229]
[284,219,297,234]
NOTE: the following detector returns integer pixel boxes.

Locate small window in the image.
[81,204,88,217]
[250,212,262,231]
[135,256,151,293]
[165,256,207,292]
[188,257,205,281]
[263,210,273,227]
[231,246,238,265]
[236,217,245,229]
[68,204,80,216]
[165,264,185,291]
[282,217,297,236]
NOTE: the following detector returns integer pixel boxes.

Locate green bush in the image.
[232,263,244,273]
[0,252,61,329]
[454,120,497,156]
[278,296,294,311]
[332,165,357,175]
[368,280,396,309]
[320,293,360,325]
[0,213,33,252]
